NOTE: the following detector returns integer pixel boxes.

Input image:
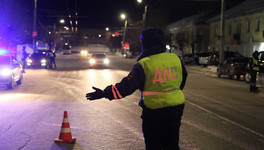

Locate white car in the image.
[0,54,23,89]
[88,53,109,68]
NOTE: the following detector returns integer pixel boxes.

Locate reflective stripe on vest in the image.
[139,52,185,109]
[251,56,260,71]
[142,88,180,96]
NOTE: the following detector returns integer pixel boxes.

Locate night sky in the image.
[36,0,246,29]
[37,0,142,29]
[0,0,246,45]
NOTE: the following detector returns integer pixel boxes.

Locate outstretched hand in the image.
[86,87,104,100]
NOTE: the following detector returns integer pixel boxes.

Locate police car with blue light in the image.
[0,49,23,89]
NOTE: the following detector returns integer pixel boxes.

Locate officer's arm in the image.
[180,61,188,90]
[103,63,145,100]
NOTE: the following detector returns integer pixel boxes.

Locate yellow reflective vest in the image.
[138,52,185,109]
[251,56,260,71]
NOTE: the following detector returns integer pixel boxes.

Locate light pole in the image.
[137,0,148,28]
[120,13,128,46]
[219,0,225,64]
[33,0,37,52]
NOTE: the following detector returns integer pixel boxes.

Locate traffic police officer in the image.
[86,28,188,150]
[48,50,56,69]
[249,51,260,92]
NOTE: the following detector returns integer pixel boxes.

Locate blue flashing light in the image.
[0,49,9,56]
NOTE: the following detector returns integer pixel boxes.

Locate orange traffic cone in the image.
[54,111,76,144]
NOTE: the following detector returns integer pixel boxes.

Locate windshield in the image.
[231,58,248,63]
[0,56,10,64]
[91,54,106,58]
[63,45,71,50]
[30,53,46,59]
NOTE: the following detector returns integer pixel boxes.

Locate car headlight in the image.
[41,59,46,63]
[1,68,12,76]
[27,59,32,63]
[104,59,109,64]
[89,59,95,64]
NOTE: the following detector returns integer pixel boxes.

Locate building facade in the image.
[164,12,214,56]
[208,0,264,57]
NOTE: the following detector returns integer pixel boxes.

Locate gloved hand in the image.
[86,86,105,100]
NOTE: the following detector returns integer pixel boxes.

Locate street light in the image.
[60,19,65,24]
[106,27,109,31]
[137,0,148,28]
[120,13,128,46]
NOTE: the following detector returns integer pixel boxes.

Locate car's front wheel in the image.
[245,72,251,83]
[16,74,23,85]
[7,75,15,89]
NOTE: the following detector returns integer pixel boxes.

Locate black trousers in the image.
[250,70,257,84]
[141,104,184,150]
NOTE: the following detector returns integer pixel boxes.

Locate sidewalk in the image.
[185,65,264,98]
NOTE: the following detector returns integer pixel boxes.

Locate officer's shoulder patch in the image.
[127,71,136,80]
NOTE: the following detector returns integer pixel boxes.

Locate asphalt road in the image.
[0,53,263,150]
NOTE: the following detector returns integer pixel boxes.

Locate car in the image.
[209,51,244,66]
[197,52,213,66]
[81,50,89,56]
[217,57,249,79]
[62,44,72,55]
[181,54,198,65]
[258,51,264,72]
[123,49,133,58]
[0,54,23,89]
[88,53,109,68]
[26,52,52,68]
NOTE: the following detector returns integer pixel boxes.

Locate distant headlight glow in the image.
[1,68,12,76]
[89,59,95,64]
[41,59,46,63]
[27,59,32,63]
[41,59,47,66]
[104,59,109,64]
[81,50,88,55]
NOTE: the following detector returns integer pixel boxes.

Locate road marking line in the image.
[186,101,264,139]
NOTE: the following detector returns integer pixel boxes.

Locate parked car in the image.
[259,51,264,72]
[197,52,213,66]
[88,53,109,68]
[217,57,249,79]
[181,54,199,65]
[209,51,244,66]
[26,52,52,68]
[0,54,23,89]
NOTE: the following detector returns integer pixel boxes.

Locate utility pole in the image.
[219,0,225,64]
[33,0,37,52]
[143,5,148,28]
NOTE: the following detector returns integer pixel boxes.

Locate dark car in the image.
[217,57,249,79]
[259,51,264,72]
[182,54,198,65]
[26,52,52,68]
[197,52,213,66]
[209,51,244,66]
[244,51,264,83]
[0,55,23,89]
